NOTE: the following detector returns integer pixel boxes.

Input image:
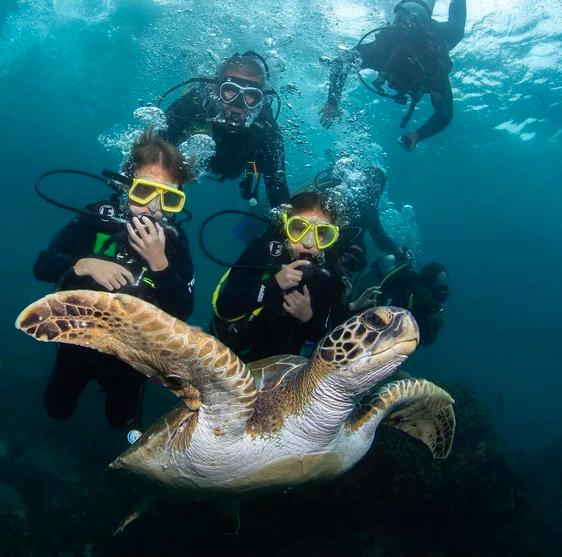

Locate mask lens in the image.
[243,88,263,108]
[162,190,184,212]
[287,218,310,242]
[220,82,240,102]
[315,224,337,248]
[131,182,156,202]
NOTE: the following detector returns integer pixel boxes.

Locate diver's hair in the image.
[285,191,339,223]
[123,128,194,187]
[419,262,448,285]
[216,53,265,85]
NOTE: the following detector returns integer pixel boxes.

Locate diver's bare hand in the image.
[275,260,310,291]
[283,285,313,323]
[127,216,168,272]
[349,286,381,313]
[73,258,135,291]
[319,102,341,129]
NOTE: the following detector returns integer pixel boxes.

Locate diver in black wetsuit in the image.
[34,130,195,430]
[354,257,451,345]
[160,52,289,208]
[315,165,398,256]
[320,0,467,152]
[210,192,345,363]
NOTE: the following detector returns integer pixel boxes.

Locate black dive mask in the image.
[218,77,264,110]
[431,284,451,304]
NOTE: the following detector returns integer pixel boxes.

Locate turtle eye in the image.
[362,310,386,329]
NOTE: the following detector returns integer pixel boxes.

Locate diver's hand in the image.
[127,216,168,272]
[283,285,313,323]
[395,246,415,265]
[349,286,381,313]
[73,258,135,291]
[398,131,420,152]
[428,311,445,330]
[319,102,341,128]
[276,260,310,291]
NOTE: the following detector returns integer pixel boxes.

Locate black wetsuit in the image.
[318,167,398,256]
[161,84,289,208]
[34,198,195,430]
[327,0,466,142]
[210,234,345,363]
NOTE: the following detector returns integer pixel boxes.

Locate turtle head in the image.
[313,307,419,397]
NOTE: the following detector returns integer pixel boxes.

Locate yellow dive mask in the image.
[283,214,339,250]
[128,178,186,213]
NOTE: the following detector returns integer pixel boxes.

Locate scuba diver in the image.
[33,129,195,431]
[319,0,467,151]
[210,191,345,363]
[315,164,399,258]
[159,51,289,208]
[308,163,416,279]
[354,255,451,345]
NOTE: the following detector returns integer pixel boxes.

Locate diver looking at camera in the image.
[33,129,195,431]
[210,191,345,363]
[160,51,289,208]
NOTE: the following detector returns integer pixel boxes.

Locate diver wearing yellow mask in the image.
[210,191,345,363]
[33,129,195,431]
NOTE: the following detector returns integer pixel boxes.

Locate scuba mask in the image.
[218,77,264,110]
[216,77,264,133]
[430,284,451,304]
[283,214,339,250]
[128,177,186,213]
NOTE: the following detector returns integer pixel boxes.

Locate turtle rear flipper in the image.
[348,379,455,458]
[16,291,257,437]
[114,495,154,535]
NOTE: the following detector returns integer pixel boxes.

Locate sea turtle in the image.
[16,290,455,530]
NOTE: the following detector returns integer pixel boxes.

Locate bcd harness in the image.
[377,261,415,310]
[357,25,450,129]
[176,83,265,205]
[211,267,317,358]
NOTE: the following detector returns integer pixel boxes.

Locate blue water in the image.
[1,0,561,553]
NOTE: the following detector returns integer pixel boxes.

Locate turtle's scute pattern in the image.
[16,291,257,431]
[16,292,457,516]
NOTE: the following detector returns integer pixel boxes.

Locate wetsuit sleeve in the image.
[257,121,290,208]
[326,33,397,106]
[215,239,283,319]
[326,48,362,106]
[33,213,96,284]
[150,232,195,321]
[415,78,454,142]
[160,91,198,145]
[433,0,467,51]
[369,209,399,254]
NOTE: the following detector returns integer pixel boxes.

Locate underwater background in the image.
[0,0,561,555]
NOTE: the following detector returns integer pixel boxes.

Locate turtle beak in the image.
[392,337,419,356]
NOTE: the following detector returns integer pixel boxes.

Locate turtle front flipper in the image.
[16,291,257,435]
[348,379,455,458]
